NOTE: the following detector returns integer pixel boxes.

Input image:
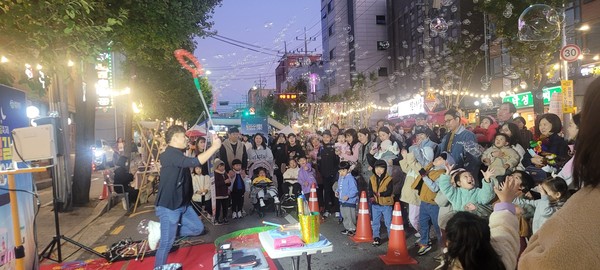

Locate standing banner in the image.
[561,80,575,113]
[0,84,36,269]
[240,117,269,136]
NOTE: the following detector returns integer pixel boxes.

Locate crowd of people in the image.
[150,78,600,269]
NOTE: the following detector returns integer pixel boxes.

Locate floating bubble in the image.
[535,91,544,99]
[439,32,447,38]
[518,4,561,41]
[451,5,458,13]
[462,19,471,25]
[430,31,438,37]
[529,43,537,49]
[387,56,392,60]
[419,59,428,67]
[346,35,354,42]
[343,25,352,33]
[467,11,473,16]
[402,43,409,49]
[399,71,406,77]
[430,18,448,33]
[380,41,390,49]
[481,75,492,84]
[582,48,590,55]
[335,16,342,23]
[417,25,425,33]
[397,56,404,61]
[264,22,273,28]
[462,29,470,35]
[503,10,513,18]
[520,81,528,89]
[464,40,472,47]
[441,0,453,7]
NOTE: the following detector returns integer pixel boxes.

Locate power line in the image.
[208,36,283,57]
[213,34,282,53]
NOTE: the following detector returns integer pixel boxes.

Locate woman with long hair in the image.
[519,77,600,269]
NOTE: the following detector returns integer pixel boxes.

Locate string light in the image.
[1,56,8,63]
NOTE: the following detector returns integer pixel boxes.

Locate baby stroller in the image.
[248,160,286,218]
[280,177,302,215]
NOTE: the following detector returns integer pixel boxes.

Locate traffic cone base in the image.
[351,191,373,243]
[99,182,109,200]
[379,202,418,265]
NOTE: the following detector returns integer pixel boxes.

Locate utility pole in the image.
[296,27,318,103]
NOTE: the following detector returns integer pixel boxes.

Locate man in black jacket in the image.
[318,130,340,217]
[153,125,221,268]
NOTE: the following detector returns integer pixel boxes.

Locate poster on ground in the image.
[0,84,36,269]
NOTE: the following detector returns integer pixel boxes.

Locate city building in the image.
[320,0,391,102]
[387,0,485,110]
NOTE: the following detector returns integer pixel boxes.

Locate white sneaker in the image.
[232,211,238,219]
[334,212,340,218]
[273,197,280,204]
[147,220,161,250]
[237,211,243,218]
[414,232,421,238]
[259,199,266,207]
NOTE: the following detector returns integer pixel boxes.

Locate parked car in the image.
[92,139,116,169]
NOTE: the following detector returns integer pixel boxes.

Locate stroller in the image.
[280,177,302,215]
[248,160,286,218]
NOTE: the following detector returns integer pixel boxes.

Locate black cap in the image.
[232,159,242,166]
[414,125,431,136]
[322,130,332,136]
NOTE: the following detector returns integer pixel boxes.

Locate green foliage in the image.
[0,1,127,66]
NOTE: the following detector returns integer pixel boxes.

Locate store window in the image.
[376,15,386,25]
[378,67,388,77]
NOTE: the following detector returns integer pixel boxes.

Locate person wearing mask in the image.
[356,128,374,191]
[318,130,340,218]
[151,126,221,268]
[438,109,482,181]
[286,133,305,161]
[272,133,288,193]
[219,127,248,173]
[519,78,600,269]
[513,116,534,149]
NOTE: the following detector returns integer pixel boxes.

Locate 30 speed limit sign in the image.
[560,44,581,62]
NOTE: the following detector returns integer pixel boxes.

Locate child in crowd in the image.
[297,157,317,198]
[369,160,394,247]
[482,133,521,176]
[335,134,350,161]
[213,158,231,225]
[438,167,496,217]
[335,161,359,236]
[252,168,280,207]
[229,159,246,219]
[191,166,212,217]
[412,152,455,256]
[473,116,499,147]
[513,177,570,234]
[282,158,301,199]
[436,177,522,270]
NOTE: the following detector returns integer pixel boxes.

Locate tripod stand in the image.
[39,165,106,262]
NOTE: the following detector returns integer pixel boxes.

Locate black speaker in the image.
[33,116,65,156]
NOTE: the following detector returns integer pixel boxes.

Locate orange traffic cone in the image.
[351,191,373,243]
[379,202,417,265]
[308,183,325,223]
[99,181,109,200]
[308,183,319,213]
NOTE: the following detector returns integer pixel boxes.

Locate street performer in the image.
[152,125,221,268]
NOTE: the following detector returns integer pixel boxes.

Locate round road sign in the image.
[560,44,581,62]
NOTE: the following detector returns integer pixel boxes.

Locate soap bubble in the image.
[535,91,544,99]
[346,35,354,42]
[441,0,453,7]
[462,19,471,25]
[518,4,561,41]
[430,31,438,37]
[424,18,432,25]
[417,25,425,33]
[430,18,448,33]
[520,81,528,89]
[503,10,513,18]
[264,22,273,28]
[335,16,342,23]
[451,5,458,13]
[343,25,352,33]
[397,56,404,61]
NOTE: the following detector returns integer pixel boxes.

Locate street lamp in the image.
[578,24,590,31]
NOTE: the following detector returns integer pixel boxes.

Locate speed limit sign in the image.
[560,44,581,62]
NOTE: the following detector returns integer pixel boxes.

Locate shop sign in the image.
[502,86,562,109]
[388,96,424,119]
[580,66,600,77]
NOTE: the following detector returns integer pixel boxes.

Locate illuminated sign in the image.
[388,96,425,119]
[502,86,561,109]
[581,66,600,76]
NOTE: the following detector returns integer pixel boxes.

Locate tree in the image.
[477,0,566,114]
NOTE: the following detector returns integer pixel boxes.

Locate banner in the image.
[0,84,36,269]
[387,96,425,119]
[561,80,575,113]
[240,116,269,136]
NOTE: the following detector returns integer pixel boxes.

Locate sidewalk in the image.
[36,171,129,265]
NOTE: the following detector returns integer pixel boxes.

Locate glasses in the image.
[444,118,454,123]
